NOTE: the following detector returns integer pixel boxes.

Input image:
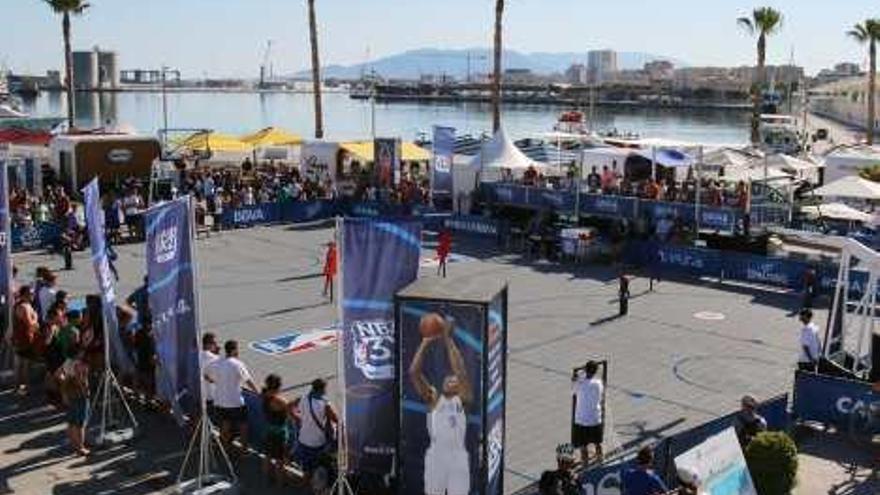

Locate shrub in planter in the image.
[744,431,798,495]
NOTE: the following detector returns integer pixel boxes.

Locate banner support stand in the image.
[332,217,355,495]
[175,195,238,493]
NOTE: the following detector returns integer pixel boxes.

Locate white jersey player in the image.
[409,313,473,495]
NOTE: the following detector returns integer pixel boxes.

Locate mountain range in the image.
[294,48,686,80]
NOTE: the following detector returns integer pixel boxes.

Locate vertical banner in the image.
[82,179,134,373]
[431,126,455,207]
[374,138,401,188]
[486,288,508,495]
[145,196,200,421]
[0,157,11,350]
[398,302,485,495]
[341,218,421,477]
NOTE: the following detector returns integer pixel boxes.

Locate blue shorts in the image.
[295,443,328,473]
[67,397,89,427]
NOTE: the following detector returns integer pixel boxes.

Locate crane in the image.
[259,40,274,89]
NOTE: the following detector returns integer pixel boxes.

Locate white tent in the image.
[721,165,792,183]
[801,203,876,224]
[469,128,541,171]
[764,154,823,174]
[811,175,880,200]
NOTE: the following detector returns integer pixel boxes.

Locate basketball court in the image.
[11,222,810,494]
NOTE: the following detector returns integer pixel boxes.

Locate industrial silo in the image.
[72,50,98,90]
[98,50,119,89]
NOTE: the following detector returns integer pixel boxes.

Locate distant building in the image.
[811,76,880,135]
[72,46,118,90]
[565,64,588,85]
[644,60,674,82]
[815,62,862,86]
[673,65,803,92]
[503,68,538,84]
[587,50,617,83]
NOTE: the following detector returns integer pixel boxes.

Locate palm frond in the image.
[849,24,869,43]
[737,17,754,34]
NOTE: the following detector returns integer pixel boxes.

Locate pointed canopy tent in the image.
[801,202,876,224]
[178,131,253,153]
[703,148,756,170]
[468,128,542,171]
[240,127,304,147]
[762,154,823,174]
[811,175,880,200]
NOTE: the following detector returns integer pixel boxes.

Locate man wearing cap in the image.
[733,395,767,447]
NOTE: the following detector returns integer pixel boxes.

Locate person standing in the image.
[621,446,668,495]
[802,267,818,310]
[733,395,767,447]
[201,332,220,421]
[292,378,339,481]
[437,229,452,278]
[322,241,337,302]
[36,271,58,324]
[572,360,604,465]
[205,340,258,453]
[618,271,631,316]
[261,374,292,485]
[798,309,822,372]
[12,286,39,395]
[58,352,91,456]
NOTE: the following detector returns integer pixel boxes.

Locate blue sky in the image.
[2,0,878,77]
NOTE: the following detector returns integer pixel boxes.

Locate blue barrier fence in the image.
[11,222,62,252]
[576,394,789,493]
[791,371,877,428]
[482,183,754,232]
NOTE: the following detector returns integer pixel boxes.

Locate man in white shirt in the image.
[798,309,822,372]
[200,332,220,421]
[572,360,604,465]
[205,339,258,451]
[37,271,58,323]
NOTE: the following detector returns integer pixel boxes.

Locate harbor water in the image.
[21,90,750,145]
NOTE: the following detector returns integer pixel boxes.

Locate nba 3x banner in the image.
[340,218,421,477]
[396,287,508,495]
[146,197,201,421]
[431,126,455,205]
[83,179,134,373]
[0,159,11,351]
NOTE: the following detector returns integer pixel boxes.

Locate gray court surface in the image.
[9,222,813,494]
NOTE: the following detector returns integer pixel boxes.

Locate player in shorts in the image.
[408,312,473,495]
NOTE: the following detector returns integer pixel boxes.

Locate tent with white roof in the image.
[811,175,880,200]
[801,202,876,224]
[469,128,542,172]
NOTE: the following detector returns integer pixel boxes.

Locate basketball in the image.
[419,313,446,339]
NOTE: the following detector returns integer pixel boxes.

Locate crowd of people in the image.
[7,263,341,487]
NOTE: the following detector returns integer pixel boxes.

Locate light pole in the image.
[161,65,169,150]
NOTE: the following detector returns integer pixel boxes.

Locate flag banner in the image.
[0,158,11,347]
[431,126,455,207]
[82,179,134,373]
[340,218,421,476]
[374,138,401,188]
[146,197,200,421]
[486,288,508,495]
[398,302,485,495]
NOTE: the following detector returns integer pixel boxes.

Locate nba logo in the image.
[155,227,178,264]
[434,155,450,173]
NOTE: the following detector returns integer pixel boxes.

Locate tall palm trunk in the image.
[491,0,504,133]
[307,0,324,139]
[62,11,75,129]
[751,34,766,145]
[868,40,876,145]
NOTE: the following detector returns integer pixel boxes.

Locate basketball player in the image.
[408,313,473,495]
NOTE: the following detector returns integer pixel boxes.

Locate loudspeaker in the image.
[871,333,880,383]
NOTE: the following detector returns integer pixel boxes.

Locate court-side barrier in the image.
[622,241,880,297]
[791,370,877,428]
[11,222,62,252]
[481,183,746,232]
[515,394,789,495]
[218,200,442,229]
[441,214,509,240]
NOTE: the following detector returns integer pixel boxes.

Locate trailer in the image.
[49,133,161,192]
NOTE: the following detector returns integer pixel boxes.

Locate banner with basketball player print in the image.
[83,178,134,373]
[397,301,485,495]
[146,196,200,422]
[431,126,455,208]
[374,138,401,188]
[340,218,421,477]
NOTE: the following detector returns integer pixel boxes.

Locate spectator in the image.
[36,270,58,324]
[437,228,452,278]
[675,466,707,495]
[127,277,151,328]
[56,309,82,361]
[123,187,144,239]
[293,378,339,480]
[205,339,258,452]
[322,241,337,302]
[572,360,604,465]
[733,395,767,447]
[58,352,91,456]
[798,308,821,372]
[12,285,39,395]
[261,373,291,485]
[134,323,157,405]
[201,332,220,420]
[802,267,818,310]
[621,446,668,495]
[585,167,601,193]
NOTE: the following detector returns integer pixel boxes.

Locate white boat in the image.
[759,113,803,155]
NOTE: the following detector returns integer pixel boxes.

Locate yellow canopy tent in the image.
[179,132,252,153]
[240,127,304,147]
[339,141,431,162]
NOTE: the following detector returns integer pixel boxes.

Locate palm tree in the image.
[43,0,89,130]
[491,0,504,133]
[307,0,324,139]
[737,7,783,146]
[848,19,880,145]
